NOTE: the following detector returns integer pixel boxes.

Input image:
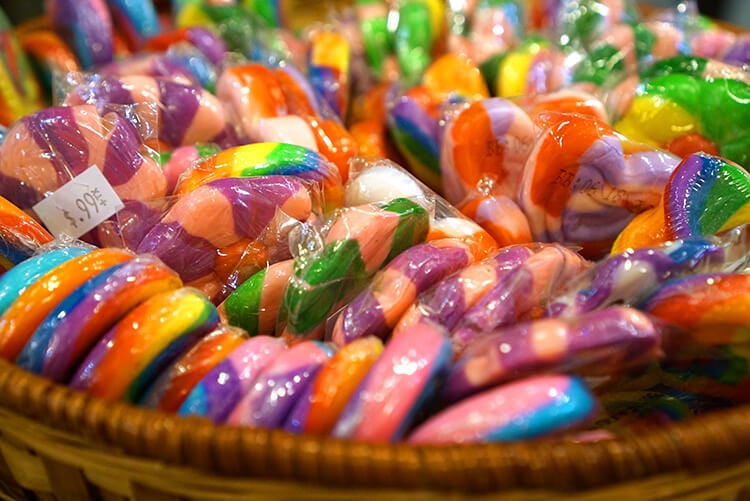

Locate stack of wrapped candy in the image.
[0,0,749,445]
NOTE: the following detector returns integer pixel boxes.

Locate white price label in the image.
[33,166,125,239]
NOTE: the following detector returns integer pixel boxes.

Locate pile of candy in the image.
[0,0,749,445]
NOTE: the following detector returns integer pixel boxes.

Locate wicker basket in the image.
[1,358,750,500]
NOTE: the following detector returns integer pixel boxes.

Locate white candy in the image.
[345,164,428,207]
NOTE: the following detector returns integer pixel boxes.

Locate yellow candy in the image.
[614,95,701,148]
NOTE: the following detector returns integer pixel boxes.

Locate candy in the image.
[280,198,429,341]
[394,0,445,84]
[356,0,392,78]
[223,259,294,336]
[161,143,221,194]
[452,0,524,64]
[140,324,248,412]
[557,0,637,50]
[331,238,477,346]
[422,53,490,103]
[178,335,286,422]
[0,247,91,316]
[227,340,333,427]
[345,161,429,208]
[519,111,679,257]
[0,196,53,266]
[426,216,499,259]
[0,248,133,361]
[444,306,662,402]
[408,375,596,444]
[612,153,750,253]
[47,0,114,69]
[298,336,384,435]
[450,243,589,354]
[307,30,351,122]
[136,176,312,295]
[18,30,79,97]
[144,27,228,66]
[458,191,532,247]
[332,321,452,443]
[18,256,182,382]
[0,7,42,126]
[440,97,535,205]
[70,287,219,402]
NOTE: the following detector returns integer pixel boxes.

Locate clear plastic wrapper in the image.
[0,196,54,269]
[446,0,525,65]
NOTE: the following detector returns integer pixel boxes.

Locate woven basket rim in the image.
[2,359,750,494]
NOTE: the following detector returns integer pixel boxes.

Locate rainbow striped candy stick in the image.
[46,0,114,69]
[0,248,133,362]
[445,306,662,402]
[223,259,294,336]
[281,198,429,341]
[409,375,596,444]
[18,257,182,382]
[294,336,384,435]
[450,244,589,355]
[330,238,477,346]
[174,142,344,210]
[332,322,452,443]
[178,336,287,423]
[613,153,750,253]
[0,7,42,126]
[227,340,334,427]
[140,325,248,412]
[18,30,80,98]
[106,0,161,49]
[136,176,311,288]
[0,196,53,267]
[0,247,91,315]
[70,287,219,402]
[307,30,351,122]
[440,97,535,206]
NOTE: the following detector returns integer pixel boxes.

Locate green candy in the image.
[394,1,433,84]
[224,267,266,335]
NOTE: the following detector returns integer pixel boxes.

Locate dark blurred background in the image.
[0,1,748,30]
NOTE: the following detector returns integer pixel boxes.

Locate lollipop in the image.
[178,335,287,422]
[307,30,351,122]
[70,287,219,402]
[458,191,533,247]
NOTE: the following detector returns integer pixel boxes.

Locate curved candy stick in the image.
[19,30,80,95]
[331,239,477,346]
[408,375,596,444]
[0,247,90,315]
[299,336,384,435]
[106,0,160,49]
[458,192,533,247]
[18,257,182,382]
[178,336,286,422]
[46,0,113,69]
[0,196,53,266]
[441,98,535,205]
[140,325,248,412]
[223,259,294,336]
[451,243,589,355]
[137,176,311,286]
[445,306,662,402]
[281,198,429,341]
[0,248,133,361]
[519,111,679,258]
[227,340,333,427]
[175,142,343,210]
[70,287,219,402]
[332,322,452,443]
[394,244,537,335]
[613,153,750,253]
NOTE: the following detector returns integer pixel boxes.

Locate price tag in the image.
[33,166,125,239]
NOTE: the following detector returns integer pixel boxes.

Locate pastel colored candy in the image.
[100,51,214,92]
[0,247,91,315]
[612,153,750,253]
[332,322,452,443]
[0,7,42,126]
[65,75,234,149]
[522,89,608,123]
[307,30,351,122]
[0,248,133,361]
[297,336,384,435]
[70,287,219,402]
[450,243,589,355]
[440,98,535,205]
[444,306,662,402]
[331,238,477,346]
[18,256,182,382]
[547,238,726,318]
[178,336,287,422]
[408,375,596,444]
[393,244,537,336]
[136,176,312,290]
[344,161,428,208]
[46,0,114,69]
[140,324,248,412]
[0,196,53,266]
[723,35,750,67]
[281,198,429,341]
[106,0,161,49]
[223,259,294,336]
[426,216,499,260]
[174,142,344,210]
[519,111,679,258]
[458,192,533,247]
[227,340,333,427]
